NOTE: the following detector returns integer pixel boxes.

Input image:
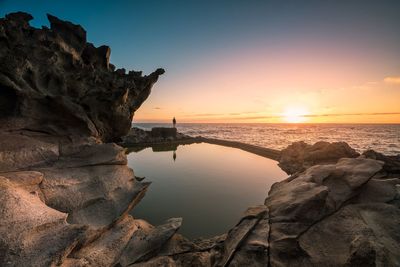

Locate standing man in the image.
[173,117,176,128]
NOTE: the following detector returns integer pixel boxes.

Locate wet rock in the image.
[279,141,360,174]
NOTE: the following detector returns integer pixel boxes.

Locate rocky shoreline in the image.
[121,127,281,161]
[1,12,399,267]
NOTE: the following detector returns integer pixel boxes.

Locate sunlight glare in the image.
[282,107,309,123]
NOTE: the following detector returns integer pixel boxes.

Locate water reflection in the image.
[127,143,287,239]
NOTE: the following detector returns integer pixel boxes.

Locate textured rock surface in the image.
[114,157,399,266]
[279,141,360,174]
[0,12,169,267]
[363,149,400,176]
[0,12,164,142]
[0,175,88,267]
[1,11,399,267]
[121,127,192,145]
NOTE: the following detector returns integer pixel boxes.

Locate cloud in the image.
[302,112,400,118]
[188,113,222,117]
[153,107,162,110]
[384,76,400,84]
[229,111,259,116]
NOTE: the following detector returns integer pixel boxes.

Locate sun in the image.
[282,107,309,123]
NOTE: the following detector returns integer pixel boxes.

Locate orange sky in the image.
[134,45,400,123]
[4,1,398,124]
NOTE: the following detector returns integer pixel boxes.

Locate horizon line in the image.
[133,122,400,125]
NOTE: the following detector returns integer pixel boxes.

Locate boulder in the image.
[269,157,400,266]
[151,127,177,140]
[278,141,360,174]
[363,149,400,176]
[119,218,183,266]
[121,127,192,146]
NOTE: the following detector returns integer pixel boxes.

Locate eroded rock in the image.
[0,12,164,142]
[1,11,399,267]
[0,176,88,267]
[279,141,360,174]
[363,149,400,176]
[121,127,192,146]
[69,216,139,267]
[119,218,183,266]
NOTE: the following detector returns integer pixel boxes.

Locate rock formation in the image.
[278,141,360,174]
[363,149,400,176]
[122,127,190,145]
[1,12,399,267]
[109,156,400,266]
[0,12,164,143]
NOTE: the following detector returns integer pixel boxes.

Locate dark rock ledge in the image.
[1,12,399,267]
[121,127,282,160]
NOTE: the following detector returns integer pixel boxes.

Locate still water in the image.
[134,123,400,155]
[127,143,287,239]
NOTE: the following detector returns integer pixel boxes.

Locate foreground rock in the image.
[0,12,174,267]
[110,156,399,267]
[278,141,360,174]
[363,149,400,176]
[0,174,87,267]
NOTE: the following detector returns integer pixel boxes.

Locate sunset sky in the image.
[1,0,400,123]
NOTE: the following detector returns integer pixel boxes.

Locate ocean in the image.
[133,123,400,155]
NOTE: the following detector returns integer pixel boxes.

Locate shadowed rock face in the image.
[279,141,360,174]
[0,12,164,142]
[363,149,400,176]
